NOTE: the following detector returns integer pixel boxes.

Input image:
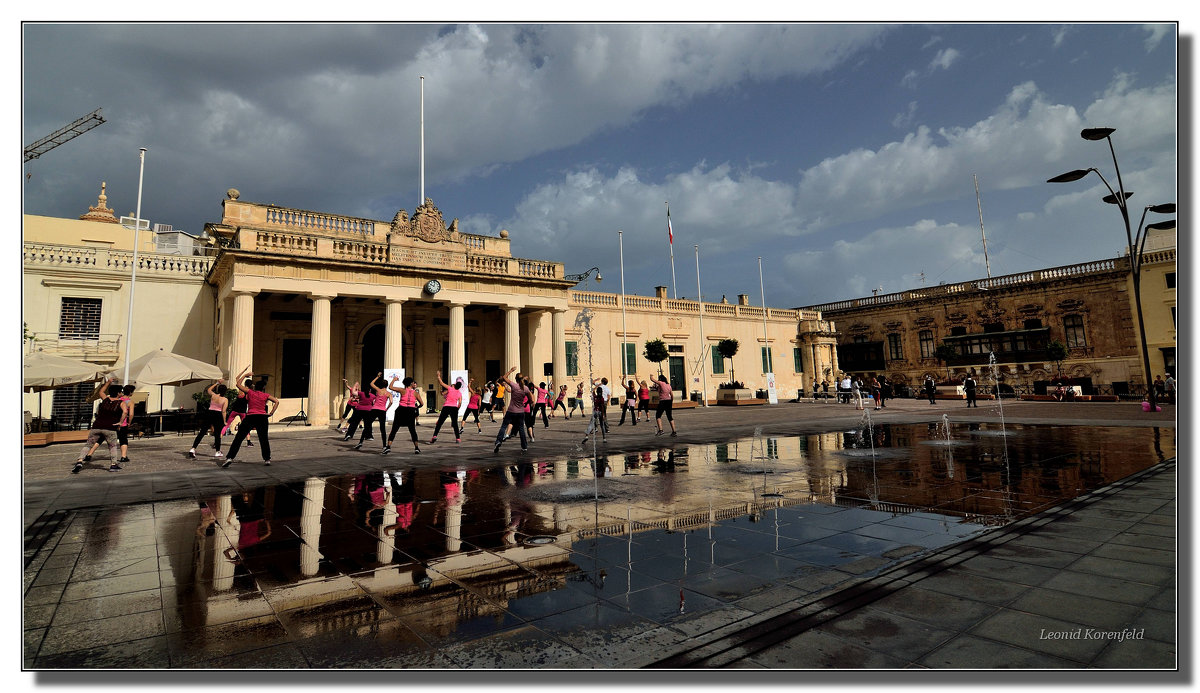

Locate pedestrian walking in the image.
[963,375,978,408]
[924,375,937,404]
[189,378,229,460]
[221,367,279,467]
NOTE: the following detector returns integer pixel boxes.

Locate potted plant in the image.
[715,338,753,404]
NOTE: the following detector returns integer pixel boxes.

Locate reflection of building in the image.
[801,249,1177,396]
[24,188,838,424]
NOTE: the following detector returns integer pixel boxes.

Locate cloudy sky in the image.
[21,22,1178,308]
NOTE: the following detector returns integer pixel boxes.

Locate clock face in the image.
[424,279,441,295]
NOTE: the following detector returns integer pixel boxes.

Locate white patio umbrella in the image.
[23,351,108,425]
[107,348,224,432]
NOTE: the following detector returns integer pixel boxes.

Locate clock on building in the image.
[424,279,442,295]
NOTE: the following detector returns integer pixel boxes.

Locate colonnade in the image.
[224,288,569,425]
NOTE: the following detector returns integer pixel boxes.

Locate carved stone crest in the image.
[390,198,459,244]
[976,297,1006,323]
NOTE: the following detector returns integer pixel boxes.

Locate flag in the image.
[667,206,674,245]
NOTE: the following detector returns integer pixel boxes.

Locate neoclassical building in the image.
[24,188,839,426]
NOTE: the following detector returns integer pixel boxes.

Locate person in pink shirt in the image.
[190,378,229,460]
[653,374,678,437]
[533,382,550,428]
[493,367,530,453]
[465,380,483,434]
[221,367,279,467]
[551,384,568,418]
[352,374,391,451]
[384,375,424,454]
[429,370,463,444]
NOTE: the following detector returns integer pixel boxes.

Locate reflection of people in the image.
[223,491,272,562]
[383,469,417,536]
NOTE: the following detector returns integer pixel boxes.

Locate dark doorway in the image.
[668,356,686,393]
[281,339,310,398]
[361,324,383,386]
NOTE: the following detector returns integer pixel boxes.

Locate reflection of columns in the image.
[213,495,235,591]
[309,294,333,424]
[378,501,397,564]
[448,302,466,372]
[504,306,521,373]
[446,479,464,553]
[229,291,257,375]
[552,309,568,388]
[300,477,325,576]
[384,299,404,371]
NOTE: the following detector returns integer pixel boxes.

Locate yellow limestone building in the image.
[25,188,839,425]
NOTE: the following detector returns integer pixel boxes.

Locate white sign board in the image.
[383,368,405,422]
[450,370,470,417]
[765,372,778,404]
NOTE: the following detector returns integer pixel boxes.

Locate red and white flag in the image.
[667,206,674,245]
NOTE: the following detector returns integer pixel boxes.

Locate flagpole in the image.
[666,202,677,299]
[419,76,425,205]
[758,256,771,401]
[122,147,147,387]
[619,229,628,381]
[695,244,707,406]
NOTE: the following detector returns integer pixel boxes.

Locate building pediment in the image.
[390,198,459,245]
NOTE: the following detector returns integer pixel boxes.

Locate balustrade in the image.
[264,207,374,236]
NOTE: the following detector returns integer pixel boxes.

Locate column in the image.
[448,302,466,373]
[228,291,257,378]
[308,294,333,425]
[830,341,841,377]
[552,309,568,389]
[384,299,404,371]
[504,306,521,374]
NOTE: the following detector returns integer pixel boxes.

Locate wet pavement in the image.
[22,398,1178,670]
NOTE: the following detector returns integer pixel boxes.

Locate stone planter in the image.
[715,388,754,405]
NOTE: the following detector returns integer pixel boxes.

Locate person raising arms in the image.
[221,367,278,467]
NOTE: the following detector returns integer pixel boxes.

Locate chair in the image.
[24,411,33,434]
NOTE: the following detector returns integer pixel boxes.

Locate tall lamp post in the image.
[1048,127,1176,411]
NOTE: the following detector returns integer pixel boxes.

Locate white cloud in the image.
[1142,24,1171,52]
[892,100,918,129]
[930,47,960,70]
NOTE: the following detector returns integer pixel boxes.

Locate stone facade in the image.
[801,256,1171,397]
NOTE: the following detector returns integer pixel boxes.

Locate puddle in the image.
[25,423,1174,667]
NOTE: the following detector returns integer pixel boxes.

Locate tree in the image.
[717,338,740,387]
[932,343,958,380]
[1046,340,1069,376]
[643,339,668,376]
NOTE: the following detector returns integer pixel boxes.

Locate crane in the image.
[24,108,106,163]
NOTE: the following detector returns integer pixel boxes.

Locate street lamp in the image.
[565,266,602,291]
[1048,127,1176,410]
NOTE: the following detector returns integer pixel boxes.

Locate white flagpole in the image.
[695,244,707,406]
[122,147,147,386]
[758,256,771,401]
[667,202,677,299]
[419,76,425,205]
[619,229,628,380]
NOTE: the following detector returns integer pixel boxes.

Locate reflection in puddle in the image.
[31,423,1174,667]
